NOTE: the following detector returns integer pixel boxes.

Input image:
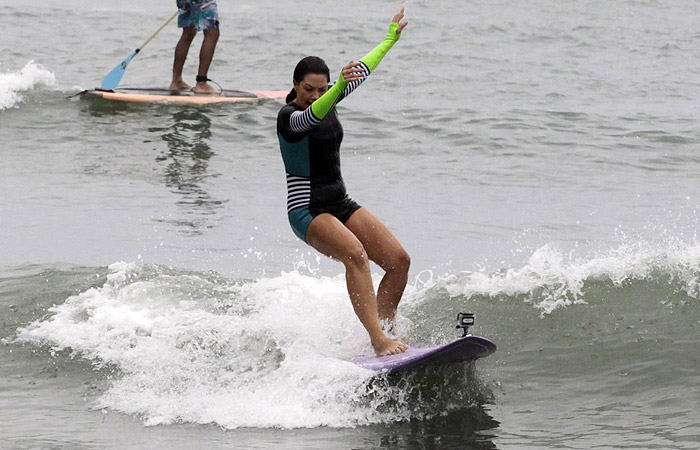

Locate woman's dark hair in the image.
[286,56,330,103]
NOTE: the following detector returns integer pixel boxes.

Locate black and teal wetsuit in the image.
[277,23,402,242]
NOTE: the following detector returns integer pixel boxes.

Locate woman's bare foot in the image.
[169,80,191,91]
[372,334,408,356]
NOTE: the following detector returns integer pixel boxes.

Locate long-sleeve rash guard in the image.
[276,23,401,240]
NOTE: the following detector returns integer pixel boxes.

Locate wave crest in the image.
[418,240,700,315]
[0,61,57,110]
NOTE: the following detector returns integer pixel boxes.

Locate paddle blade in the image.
[100,50,139,90]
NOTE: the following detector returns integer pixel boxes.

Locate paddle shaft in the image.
[137,10,179,53]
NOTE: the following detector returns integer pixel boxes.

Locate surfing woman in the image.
[277,9,410,356]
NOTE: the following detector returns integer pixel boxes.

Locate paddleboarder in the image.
[276,8,409,356]
[170,0,220,93]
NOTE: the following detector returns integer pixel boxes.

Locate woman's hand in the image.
[392,7,408,34]
[341,60,366,83]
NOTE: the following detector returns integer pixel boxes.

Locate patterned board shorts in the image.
[176,0,219,31]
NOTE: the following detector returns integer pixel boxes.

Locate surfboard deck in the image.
[80,88,287,105]
[352,335,497,374]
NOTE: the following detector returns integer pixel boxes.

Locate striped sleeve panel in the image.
[289,108,321,133]
[286,174,311,212]
[340,62,371,100]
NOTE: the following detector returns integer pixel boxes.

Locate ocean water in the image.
[1,0,699,449]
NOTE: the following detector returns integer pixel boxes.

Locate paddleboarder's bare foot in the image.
[168,79,192,91]
[193,82,219,94]
[169,80,191,91]
[372,334,408,356]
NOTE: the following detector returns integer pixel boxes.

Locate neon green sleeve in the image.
[307,22,401,121]
[309,75,348,120]
[360,22,401,71]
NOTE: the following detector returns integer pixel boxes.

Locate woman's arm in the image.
[288,8,408,133]
[339,9,408,101]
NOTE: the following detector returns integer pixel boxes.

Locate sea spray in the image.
[409,240,700,316]
[0,61,56,110]
[16,262,479,428]
[14,237,700,428]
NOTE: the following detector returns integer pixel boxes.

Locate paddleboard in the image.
[352,335,497,374]
[79,88,288,105]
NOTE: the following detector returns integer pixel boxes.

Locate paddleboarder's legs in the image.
[194,27,219,94]
[171,27,197,90]
[170,0,220,92]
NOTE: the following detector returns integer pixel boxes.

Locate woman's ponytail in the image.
[286,88,297,103]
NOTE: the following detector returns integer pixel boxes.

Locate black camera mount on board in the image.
[456,313,475,338]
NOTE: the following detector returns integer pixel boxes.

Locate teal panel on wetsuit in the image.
[288,205,313,241]
[278,134,311,177]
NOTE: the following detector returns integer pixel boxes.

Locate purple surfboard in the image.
[352,335,497,374]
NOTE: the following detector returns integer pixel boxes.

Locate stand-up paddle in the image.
[100,10,179,90]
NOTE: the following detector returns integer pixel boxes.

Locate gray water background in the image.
[1,0,699,448]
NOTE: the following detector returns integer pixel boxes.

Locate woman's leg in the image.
[306,213,407,356]
[344,208,410,322]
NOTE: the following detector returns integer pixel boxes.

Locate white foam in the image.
[15,263,423,429]
[16,239,699,428]
[422,239,700,315]
[0,61,57,110]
